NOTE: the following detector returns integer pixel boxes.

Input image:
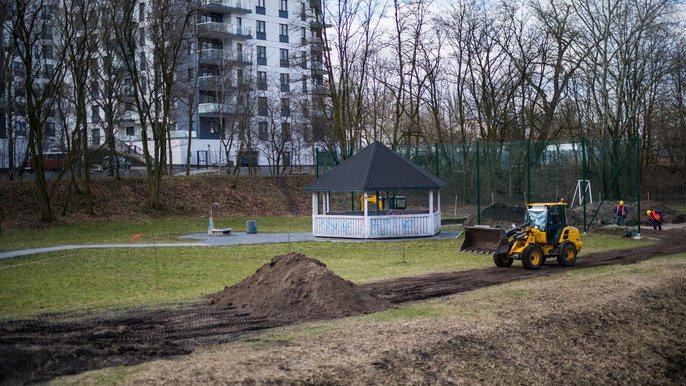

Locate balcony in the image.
[311,61,326,75]
[311,84,329,95]
[199,0,252,14]
[198,49,253,66]
[198,102,237,117]
[197,22,252,39]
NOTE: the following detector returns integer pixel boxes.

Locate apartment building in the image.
[113,0,328,173]
[2,0,329,174]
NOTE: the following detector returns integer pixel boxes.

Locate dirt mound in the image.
[463,202,526,228]
[208,253,389,322]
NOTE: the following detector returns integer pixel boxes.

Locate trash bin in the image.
[246,220,257,234]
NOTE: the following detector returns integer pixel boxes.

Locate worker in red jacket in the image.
[613,200,628,226]
[646,209,663,231]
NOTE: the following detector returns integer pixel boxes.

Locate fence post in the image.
[434,143,439,178]
[526,139,531,203]
[476,141,481,225]
[635,136,641,235]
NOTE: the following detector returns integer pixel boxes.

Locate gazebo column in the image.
[325,192,330,213]
[312,192,319,235]
[429,190,435,234]
[363,192,370,238]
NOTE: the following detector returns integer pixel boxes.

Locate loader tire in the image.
[521,245,545,270]
[493,253,514,267]
[557,242,577,267]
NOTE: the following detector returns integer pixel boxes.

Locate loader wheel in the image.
[493,253,514,267]
[521,245,545,270]
[557,242,577,267]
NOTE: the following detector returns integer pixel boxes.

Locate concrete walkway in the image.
[0,230,461,260]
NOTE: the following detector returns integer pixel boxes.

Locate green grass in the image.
[0,216,311,251]
[0,227,658,319]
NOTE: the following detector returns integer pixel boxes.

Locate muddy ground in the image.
[1,229,685,385]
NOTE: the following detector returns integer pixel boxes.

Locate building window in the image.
[301,51,307,68]
[301,2,306,21]
[256,20,266,40]
[256,0,265,14]
[43,64,54,79]
[283,150,291,166]
[139,52,146,71]
[139,2,145,21]
[138,27,145,47]
[45,122,56,137]
[91,128,100,145]
[258,121,268,140]
[279,24,289,43]
[43,45,53,59]
[16,122,27,137]
[281,122,290,141]
[280,48,289,67]
[257,46,267,66]
[126,126,135,136]
[258,97,268,116]
[209,120,221,134]
[280,73,289,92]
[257,71,267,90]
[238,150,259,167]
[301,27,307,45]
[91,105,100,123]
[280,98,290,117]
[302,76,307,93]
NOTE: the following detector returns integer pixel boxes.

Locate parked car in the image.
[24,151,68,171]
[102,155,131,170]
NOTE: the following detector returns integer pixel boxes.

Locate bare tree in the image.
[115,0,193,209]
[13,0,67,222]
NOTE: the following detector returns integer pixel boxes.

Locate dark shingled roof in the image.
[305,141,447,192]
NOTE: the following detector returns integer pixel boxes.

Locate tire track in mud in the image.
[1,230,685,385]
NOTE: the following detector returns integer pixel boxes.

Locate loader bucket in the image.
[460,226,508,254]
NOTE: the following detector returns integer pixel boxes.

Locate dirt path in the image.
[1,229,685,385]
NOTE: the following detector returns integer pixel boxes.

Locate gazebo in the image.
[305,141,447,239]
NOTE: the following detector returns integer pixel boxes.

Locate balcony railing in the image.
[198,102,237,116]
[198,49,252,65]
[199,0,252,13]
[197,22,252,39]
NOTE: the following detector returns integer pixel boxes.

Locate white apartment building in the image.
[111,0,329,173]
[1,0,329,174]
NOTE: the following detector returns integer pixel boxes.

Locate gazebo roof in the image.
[305,141,447,192]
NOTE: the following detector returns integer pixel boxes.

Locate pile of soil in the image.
[463,202,526,227]
[208,253,389,322]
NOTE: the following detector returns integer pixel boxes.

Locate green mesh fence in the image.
[316,138,644,231]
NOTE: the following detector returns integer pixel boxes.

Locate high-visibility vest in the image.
[616,204,626,216]
[649,211,661,222]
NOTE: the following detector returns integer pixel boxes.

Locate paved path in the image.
[0,231,461,260]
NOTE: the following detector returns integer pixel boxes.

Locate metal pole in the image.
[476,141,481,225]
[526,139,531,203]
[434,143,439,178]
[315,147,319,178]
[635,136,641,235]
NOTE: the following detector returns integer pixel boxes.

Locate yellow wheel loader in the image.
[460,202,583,270]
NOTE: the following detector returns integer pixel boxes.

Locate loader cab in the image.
[526,203,567,245]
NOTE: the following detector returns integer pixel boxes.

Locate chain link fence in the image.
[316,138,659,231]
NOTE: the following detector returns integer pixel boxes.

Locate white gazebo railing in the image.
[311,191,442,239]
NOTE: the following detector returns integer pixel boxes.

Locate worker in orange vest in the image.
[646,209,663,231]
[613,200,628,226]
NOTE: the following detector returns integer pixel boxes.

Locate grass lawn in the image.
[0,219,650,319]
[0,216,312,251]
